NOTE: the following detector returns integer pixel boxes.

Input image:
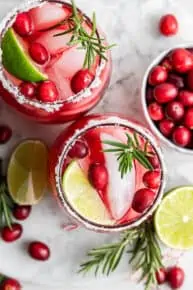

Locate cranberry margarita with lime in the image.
[0,0,112,123]
[49,115,166,231]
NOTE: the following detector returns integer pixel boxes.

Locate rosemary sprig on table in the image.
[103,133,153,178]
[0,176,14,229]
[79,221,163,290]
[54,0,115,68]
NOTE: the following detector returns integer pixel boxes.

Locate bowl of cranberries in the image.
[142,46,193,153]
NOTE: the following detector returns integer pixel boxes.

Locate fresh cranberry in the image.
[132,188,155,213]
[143,170,160,189]
[28,241,50,261]
[178,90,193,106]
[159,14,178,36]
[147,155,160,169]
[154,83,178,104]
[37,81,58,102]
[156,268,167,285]
[170,48,193,73]
[184,108,193,129]
[160,58,173,71]
[148,102,164,121]
[68,140,89,159]
[187,69,193,91]
[146,87,154,104]
[71,69,94,93]
[0,278,21,290]
[29,43,49,65]
[13,12,33,37]
[165,101,184,121]
[20,82,36,98]
[167,73,184,88]
[0,125,12,144]
[1,223,23,242]
[159,119,175,137]
[167,266,185,289]
[13,205,31,221]
[148,66,168,86]
[89,163,108,190]
[172,126,191,147]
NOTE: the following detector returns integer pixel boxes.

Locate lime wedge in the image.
[63,161,113,225]
[7,140,48,205]
[1,28,47,82]
[155,186,193,249]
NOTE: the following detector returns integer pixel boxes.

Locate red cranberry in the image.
[178,90,193,106]
[146,87,154,104]
[172,126,191,147]
[184,108,193,129]
[165,101,184,121]
[0,278,21,290]
[71,69,94,93]
[143,170,160,189]
[161,58,173,71]
[148,66,168,86]
[159,14,178,36]
[147,155,160,169]
[28,241,50,261]
[159,119,175,137]
[13,12,33,37]
[68,140,89,159]
[1,223,23,243]
[187,69,193,91]
[154,83,178,104]
[37,81,58,102]
[167,73,184,88]
[170,48,193,73]
[167,266,185,289]
[148,102,164,121]
[0,125,12,144]
[13,205,31,221]
[29,43,49,65]
[89,163,108,190]
[20,82,36,98]
[132,188,155,213]
[156,268,167,285]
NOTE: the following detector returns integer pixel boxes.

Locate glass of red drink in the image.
[0,0,112,123]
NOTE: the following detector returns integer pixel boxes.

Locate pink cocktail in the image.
[49,114,166,232]
[0,0,112,123]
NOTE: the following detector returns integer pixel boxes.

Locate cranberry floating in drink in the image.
[49,114,166,232]
[0,0,113,123]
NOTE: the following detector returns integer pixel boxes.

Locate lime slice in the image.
[1,28,47,82]
[7,140,48,205]
[155,186,193,249]
[63,161,113,225]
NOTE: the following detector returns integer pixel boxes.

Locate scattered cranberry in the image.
[68,140,89,159]
[159,119,175,137]
[167,266,185,289]
[187,69,193,91]
[1,223,23,243]
[37,81,58,102]
[159,14,178,37]
[178,90,193,106]
[147,155,160,169]
[184,108,193,129]
[148,102,164,121]
[89,163,108,190]
[20,82,36,98]
[167,73,184,88]
[0,278,21,290]
[161,58,173,71]
[148,66,168,86]
[165,101,184,121]
[13,12,33,37]
[71,69,94,93]
[13,205,31,221]
[132,188,155,213]
[143,170,160,189]
[170,48,193,73]
[28,241,50,261]
[0,125,12,144]
[154,83,178,104]
[172,126,191,147]
[156,268,167,285]
[146,87,154,104]
[29,43,49,65]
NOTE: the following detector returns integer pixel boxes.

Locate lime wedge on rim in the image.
[7,140,48,205]
[1,28,47,82]
[155,186,193,249]
[62,160,113,225]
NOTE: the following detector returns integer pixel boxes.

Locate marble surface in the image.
[0,0,193,289]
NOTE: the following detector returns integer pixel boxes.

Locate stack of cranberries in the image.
[146,48,193,149]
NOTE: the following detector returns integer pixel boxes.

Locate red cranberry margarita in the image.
[49,115,166,231]
[0,0,112,123]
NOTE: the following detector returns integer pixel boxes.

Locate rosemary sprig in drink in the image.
[0,176,14,229]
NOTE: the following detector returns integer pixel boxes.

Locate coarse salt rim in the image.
[0,0,107,113]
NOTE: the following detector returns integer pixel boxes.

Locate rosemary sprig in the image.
[103,133,153,178]
[54,0,115,68]
[0,176,14,229]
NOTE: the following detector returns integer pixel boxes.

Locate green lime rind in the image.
[1,28,47,82]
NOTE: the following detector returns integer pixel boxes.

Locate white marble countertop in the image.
[0,0,193,289]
